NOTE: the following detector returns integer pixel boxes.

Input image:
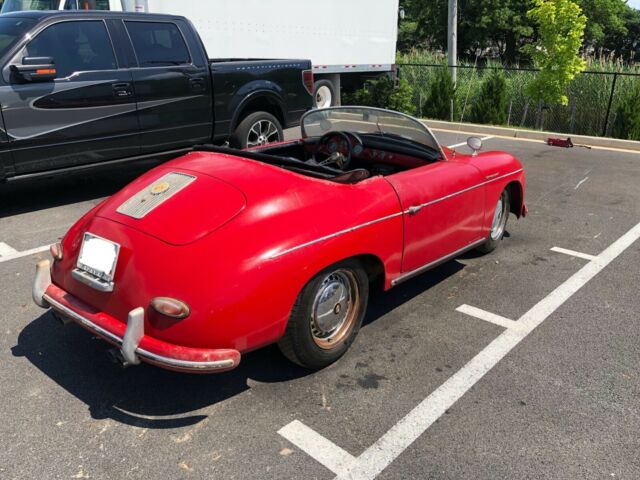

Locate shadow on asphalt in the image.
[12,260,464,430]
[0,159,164,218]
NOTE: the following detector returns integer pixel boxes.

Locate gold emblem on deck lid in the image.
[150,181,170,195]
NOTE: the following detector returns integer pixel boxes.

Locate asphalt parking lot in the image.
[1,129,639,480]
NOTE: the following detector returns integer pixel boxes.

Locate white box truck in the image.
[141,0,400,108]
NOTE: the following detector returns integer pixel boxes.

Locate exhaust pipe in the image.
[107,348,134,368]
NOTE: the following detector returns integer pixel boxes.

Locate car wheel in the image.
[278,259,369,369]
[314,79,336,109]
[477,188,510,254]
[231,111,283,149]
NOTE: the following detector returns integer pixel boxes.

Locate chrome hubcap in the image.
[490,193,508,240]
[247,120,280,147]
[315,85,332,108]
[310,270,359,350]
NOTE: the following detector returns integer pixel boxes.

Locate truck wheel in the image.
[278,259,369,369]
[232,111,283,149]
[314,79,336,108]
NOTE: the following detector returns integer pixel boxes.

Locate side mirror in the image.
[10,57,57,83]
[467,136,483,156]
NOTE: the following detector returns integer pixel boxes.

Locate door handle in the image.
[407,205,425,215]
[189,78,205,92]
[112,82,132,98]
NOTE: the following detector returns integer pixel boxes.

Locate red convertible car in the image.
[32,107,526,373]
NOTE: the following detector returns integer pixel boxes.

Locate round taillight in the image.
[50,242,63,261]
[150,297,190,319]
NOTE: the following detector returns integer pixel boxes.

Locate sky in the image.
[629,0,640,9]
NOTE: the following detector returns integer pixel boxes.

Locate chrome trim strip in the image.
[269,169,523,259]
[391,239,486,286]
[136,348,236,370]
[402,169,523,214]
[43,294,236,371]
[269,211,404,259]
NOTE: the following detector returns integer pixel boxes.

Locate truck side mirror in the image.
[10,57,57,83]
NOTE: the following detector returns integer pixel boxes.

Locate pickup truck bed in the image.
[0,11,313,181]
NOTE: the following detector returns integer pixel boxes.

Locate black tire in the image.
[278,259,369,369]
[477,188,511,254]
[231,111,283,149]
[313,79,336,108]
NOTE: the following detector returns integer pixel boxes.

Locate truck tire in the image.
[231,111,283,149]
[314,79,336,109]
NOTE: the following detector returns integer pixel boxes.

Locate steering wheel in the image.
[312,131,361,171]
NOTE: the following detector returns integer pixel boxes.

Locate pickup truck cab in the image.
[0,11,313,181]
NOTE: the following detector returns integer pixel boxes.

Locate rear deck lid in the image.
[97,169,247,245]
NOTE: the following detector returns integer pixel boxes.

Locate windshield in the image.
[1,0,60,12]
[0,17,36,58]
[301,107,442,155]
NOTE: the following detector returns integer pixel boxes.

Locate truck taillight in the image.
[302,70,314,96]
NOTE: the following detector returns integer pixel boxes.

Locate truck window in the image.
[23,21,116,78]
[0,18,36,57]
[1,0,59,12]
[125,21,190,67]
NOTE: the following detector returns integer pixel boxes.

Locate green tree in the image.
[578,0,629,51]
[423,67,456,120]
[343,76,416,116]
[522,0,587,106]
[469,70,508,125]
[612,81,640,140]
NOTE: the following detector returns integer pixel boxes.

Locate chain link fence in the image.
[398,63,640,138]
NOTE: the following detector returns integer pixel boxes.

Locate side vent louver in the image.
[116,172,196,219]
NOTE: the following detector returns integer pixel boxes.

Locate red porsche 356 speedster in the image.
[33,107,526,373]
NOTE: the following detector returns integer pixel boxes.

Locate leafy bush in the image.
[343,76,416,115]
[469,70,508,125]
[423,67,456,120]
[612,81,640,140]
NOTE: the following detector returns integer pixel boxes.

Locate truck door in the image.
[1,19,139,174]
[123,19,211,154]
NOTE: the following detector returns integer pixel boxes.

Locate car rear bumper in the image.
[33,260,241,374]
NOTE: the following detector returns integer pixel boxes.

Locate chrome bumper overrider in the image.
[32,261,237,372]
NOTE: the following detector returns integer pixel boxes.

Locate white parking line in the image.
[456,304,520,330]
[0,242,18,257]
[279,220,640,479]
[278,421,356,477]
[0,246,50,264]
[447,136,494,149]
[550,247,597,261]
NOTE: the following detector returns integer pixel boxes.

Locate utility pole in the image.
[448,0,457,84]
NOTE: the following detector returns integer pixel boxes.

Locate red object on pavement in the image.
[547,137,574,148]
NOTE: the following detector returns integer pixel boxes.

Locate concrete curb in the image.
[422,119,640,152]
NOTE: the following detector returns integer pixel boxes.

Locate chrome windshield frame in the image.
[300,106,447,161]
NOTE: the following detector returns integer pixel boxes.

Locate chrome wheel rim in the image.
[315,85,332,108]
[490,192,509,241]
[310,270,360,350]
[246,120,280,147]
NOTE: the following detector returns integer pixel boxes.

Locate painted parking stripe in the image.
[279,220,640,479]
[447,136,494,149]
[278,420,356,477]
[550,247,597,261]
[456,304,521,330]
[0,246,50,264]
[0,242,18,257]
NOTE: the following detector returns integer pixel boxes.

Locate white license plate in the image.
[77,233,120,283]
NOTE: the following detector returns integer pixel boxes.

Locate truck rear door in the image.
[122,18,212,154]
[0,18,140,174]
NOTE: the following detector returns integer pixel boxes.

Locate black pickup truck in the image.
[0,11,314,181]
